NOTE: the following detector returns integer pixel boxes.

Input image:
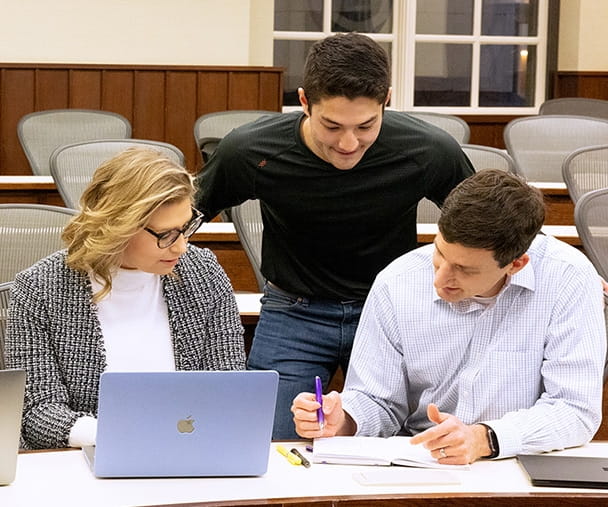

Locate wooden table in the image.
[0,175,64,206]
[0,177,581,295]
[0,177,575,224]
[531,182,574,226]
[192,222,582,294]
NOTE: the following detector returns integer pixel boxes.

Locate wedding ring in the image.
[439,447,447,459]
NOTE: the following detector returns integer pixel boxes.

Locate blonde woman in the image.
[6,148,246,449]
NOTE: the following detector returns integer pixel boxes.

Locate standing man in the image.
[195,32,474,438]
[292,170,606,462]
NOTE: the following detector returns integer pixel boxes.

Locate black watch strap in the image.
[479,423,499,459]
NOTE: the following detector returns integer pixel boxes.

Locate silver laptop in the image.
[84,370,278,478]
[0,369,26,486]
[517,454,608,489]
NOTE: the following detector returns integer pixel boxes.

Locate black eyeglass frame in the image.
[144,207,204,249]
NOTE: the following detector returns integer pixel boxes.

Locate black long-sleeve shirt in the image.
[195,111,474,301]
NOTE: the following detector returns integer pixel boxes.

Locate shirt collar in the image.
[432,259,535,312]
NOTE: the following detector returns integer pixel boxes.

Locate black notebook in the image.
[517,454,608,490]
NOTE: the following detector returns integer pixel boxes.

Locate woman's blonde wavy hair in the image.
[62,147,195,301]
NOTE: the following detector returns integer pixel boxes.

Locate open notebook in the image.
[313,436,469,470]
[83,370,278,478]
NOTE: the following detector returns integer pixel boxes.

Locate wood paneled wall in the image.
[461,115,519,149]
[1,66,603,176]
[554,71,608,101]
[0,63,283,175]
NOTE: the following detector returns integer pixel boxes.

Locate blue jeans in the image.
[247,282,363,440]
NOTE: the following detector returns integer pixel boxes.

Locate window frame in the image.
[273,0,554,114]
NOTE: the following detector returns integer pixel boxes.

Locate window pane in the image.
[416,0,474,35]
[332,0,393,33]
[274,0,323,32]
[479,45,536,106]
[414,43,472,106]
[274,40,315,106]
[482,0,538,36]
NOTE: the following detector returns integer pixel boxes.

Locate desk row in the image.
[0,175,576,225]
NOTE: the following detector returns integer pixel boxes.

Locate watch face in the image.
[481,424,498,458]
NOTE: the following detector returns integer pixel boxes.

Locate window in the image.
[273,0,553,113]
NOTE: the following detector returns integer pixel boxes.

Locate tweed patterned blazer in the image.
[6,245,246,449]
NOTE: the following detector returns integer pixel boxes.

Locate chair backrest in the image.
[574,187,608,281]
[50,139,185,209]
[231,199,265,292]
[18,109,132,175]
[504,115,608,182]
[539,98,608,121]
[574,189,608,383]
[193,110,279,163]
[562,144,608,204]
[0,282,11,370]
[604,293,608,384]
[461,144,518,174]
[416,144,517,224]
[406,112,471,144]
[0,204,77,284]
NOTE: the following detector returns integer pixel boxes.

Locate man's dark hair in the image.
[438,169,545,267]
[303,32,390,107]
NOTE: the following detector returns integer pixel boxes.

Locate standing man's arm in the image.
[423,132,475,207]
[194,132,256,220]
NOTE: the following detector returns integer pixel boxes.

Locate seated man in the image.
[292,169,606,464]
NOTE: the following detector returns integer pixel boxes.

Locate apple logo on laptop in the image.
[177,416,195,434]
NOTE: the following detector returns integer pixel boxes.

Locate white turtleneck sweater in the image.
[69,269,175,447]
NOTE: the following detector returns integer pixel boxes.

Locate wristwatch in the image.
[479,423,499,459]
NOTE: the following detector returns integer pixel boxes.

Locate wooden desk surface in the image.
[0,177,582,294]
[0,175,55,189]
[0,177,576,225]
[0,175,64,206]
[4,442,608,506]
[192,221,582,294]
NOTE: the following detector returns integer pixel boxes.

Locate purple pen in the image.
[315,375,325,430]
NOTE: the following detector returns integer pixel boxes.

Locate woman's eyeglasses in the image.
[144,208,204,249]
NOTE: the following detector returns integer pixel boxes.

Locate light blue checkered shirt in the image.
[342,235,606,458]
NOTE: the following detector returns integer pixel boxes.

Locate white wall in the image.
[0,1,604,71]
[558,0,608,71]
[0,0,274,66]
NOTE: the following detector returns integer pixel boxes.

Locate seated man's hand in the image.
[409,403,493,465]
[291,391,346,438]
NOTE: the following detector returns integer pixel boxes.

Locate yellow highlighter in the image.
[276,445,302,466]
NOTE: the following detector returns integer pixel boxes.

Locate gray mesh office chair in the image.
[0,282,11,370]
[18,109,132,175]
[193,110,279,163]
[50,139,185,209]
[406,111,471,144]
[539,97,608,121]
[574,187,608,281]
[231,199,265,292]
[0,204,77,284]
[417,144,517,224]
[504,115,608,182]
[574,188,608,382]
[562,144,608,204]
